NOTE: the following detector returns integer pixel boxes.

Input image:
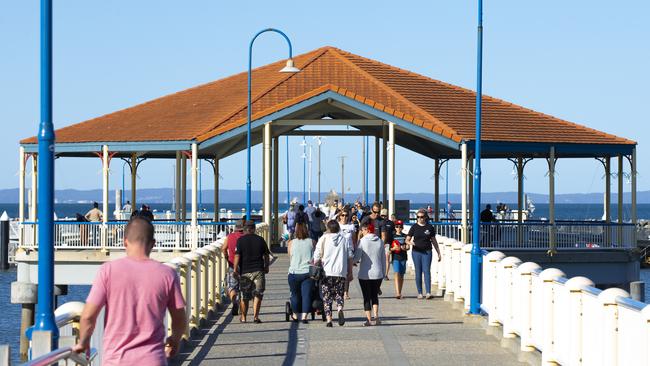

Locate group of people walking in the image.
[285,202,442,327]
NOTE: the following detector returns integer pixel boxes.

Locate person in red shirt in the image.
[222,220,245,316]
[73,217,186,364]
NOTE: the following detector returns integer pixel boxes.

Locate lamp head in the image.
[280,59,300,73]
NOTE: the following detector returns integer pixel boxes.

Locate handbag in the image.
[309,238,326,281]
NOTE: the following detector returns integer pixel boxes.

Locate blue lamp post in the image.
[469,0,484,315]
[247,28,299,218]
[33,0,59,343]
[286,135,290,205]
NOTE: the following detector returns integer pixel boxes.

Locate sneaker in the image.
[326,322,333,328]
[425,293,433,300]
[417,294,424,299]
[337,310,345,326]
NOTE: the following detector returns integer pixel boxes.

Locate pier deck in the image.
[171,254,524,366]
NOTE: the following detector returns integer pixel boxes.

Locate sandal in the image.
[363,320,372,327]
[253,318,263,324]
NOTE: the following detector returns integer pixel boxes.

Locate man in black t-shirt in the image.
[233,221,270,323]
[359,202,384,240]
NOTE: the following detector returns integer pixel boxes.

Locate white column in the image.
[387,122,395,217]
[191,143,198,249]
[548,146,556,253]
[273,137,279,242]
[213,156,219,222]
[130,153,137,211]
[604,157,611,223]
[631,147,637,224]
[19,147,26,223]
[382,124,388,208]
[102,145,109,223]
[181,153,187,221]
[263,123,272,227]
[30,154,38,221]
[175,151,181,221]
[461,143,468,243]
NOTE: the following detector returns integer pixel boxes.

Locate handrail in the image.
[23,347,97,366]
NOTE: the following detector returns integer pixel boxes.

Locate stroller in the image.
[284,278,327,322]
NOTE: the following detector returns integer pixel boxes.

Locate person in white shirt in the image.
[337,209,357,299]
[313,220,354,327]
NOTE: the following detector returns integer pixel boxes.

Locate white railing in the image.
[19,220,240,251]
[432,234,650,365]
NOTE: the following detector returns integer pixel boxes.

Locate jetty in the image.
[5,27,646,366]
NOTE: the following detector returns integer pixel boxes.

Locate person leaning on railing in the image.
[72,217,187,364]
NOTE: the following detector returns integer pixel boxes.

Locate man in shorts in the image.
[222,220,245,315]
[233,220,270,323]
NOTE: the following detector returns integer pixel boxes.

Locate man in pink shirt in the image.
[73,217,186,365]
[221,220,245,316]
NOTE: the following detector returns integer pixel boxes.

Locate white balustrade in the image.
[434,234,650,366]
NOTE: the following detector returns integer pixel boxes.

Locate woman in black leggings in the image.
[354,222,387,326]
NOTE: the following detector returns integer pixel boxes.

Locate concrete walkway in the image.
[171,253,524,366]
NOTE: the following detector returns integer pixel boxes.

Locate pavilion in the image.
[19,46,637,250]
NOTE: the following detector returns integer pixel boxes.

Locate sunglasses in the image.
[395,225,403,228]
[417,216,426,219]
[340,214,348,217]
[372,211,380,214]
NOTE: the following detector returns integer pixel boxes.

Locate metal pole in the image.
[469,0,484,315]
[121,161,125,208]
[365,136,369,205]
[248,28,294,217]
[286,136,290,205]
[549,146,557,254]
[214,157,219,221]
[387,123,395,217]
[618,155,623,223]
[19,148,25,244]
[317,138,321,203]
[434,159,440,221]
[605,157,611,223]
[191,144,198,246]
[631,147,637,224]
[517,157,524,244]
[273,137,279,242]
[340,156,346,203]
[33,0,58,342]
[302,137,306,203]
[445,160,449,217]
[308,144,312,201]
[362,136,366,205]
[175,151,181,221]
[375,137,380,203]
[382,124,388,208]
[131,153,137,212]
[461,143,468,243]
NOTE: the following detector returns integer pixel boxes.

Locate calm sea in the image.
[1,202,650,363]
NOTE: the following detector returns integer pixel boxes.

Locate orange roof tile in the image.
[21,46,635,147]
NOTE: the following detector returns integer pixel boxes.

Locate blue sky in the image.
[1,1,648,200]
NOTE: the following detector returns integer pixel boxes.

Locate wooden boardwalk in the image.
[171,253,525,366]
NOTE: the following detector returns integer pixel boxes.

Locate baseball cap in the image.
[395,220,404,226]
[234,220,244,231]
[243,220,256,229]
[380,208,388,216]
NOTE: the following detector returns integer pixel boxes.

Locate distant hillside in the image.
[0,188,648,204]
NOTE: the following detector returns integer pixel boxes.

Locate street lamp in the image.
[33,0,59,343]
[469,0,484,315]
[247,28,299,217]
[300,137,307,203]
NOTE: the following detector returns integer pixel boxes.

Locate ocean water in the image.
[1,203,649,221]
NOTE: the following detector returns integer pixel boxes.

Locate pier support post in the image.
[263,123,272,239]
[548,147,557,254]
[191,143,198,249]
[175,151,181,221]
[387,122,395,217]
[461,143,468,243]
[11,263,37,361]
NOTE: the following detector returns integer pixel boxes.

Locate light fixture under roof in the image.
[280,59,300,73]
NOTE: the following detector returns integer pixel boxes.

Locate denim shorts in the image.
[227,268,239,292]
[392,259,407,275]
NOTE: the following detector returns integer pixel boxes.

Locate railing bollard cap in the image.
[171,256,191,266]
[195,248,210,256]
[452,240,464,250]
[565,276,595,291]
[184,252,201,260]
[501,256,522,268]
[203,244,218,253]
[517,262,541,275]
[539,268,566,281]
[598,288,629,305]
[485,251,506,262]
[54,301,85,318]
[462,244,473,253]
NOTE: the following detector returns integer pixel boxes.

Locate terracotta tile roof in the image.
[22,46,634,146]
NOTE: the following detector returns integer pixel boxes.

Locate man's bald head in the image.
[125,217,155,247]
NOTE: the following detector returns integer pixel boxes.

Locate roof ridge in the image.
[328,48,460,137]
[195,47,331,138]
[334,49,633,144]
